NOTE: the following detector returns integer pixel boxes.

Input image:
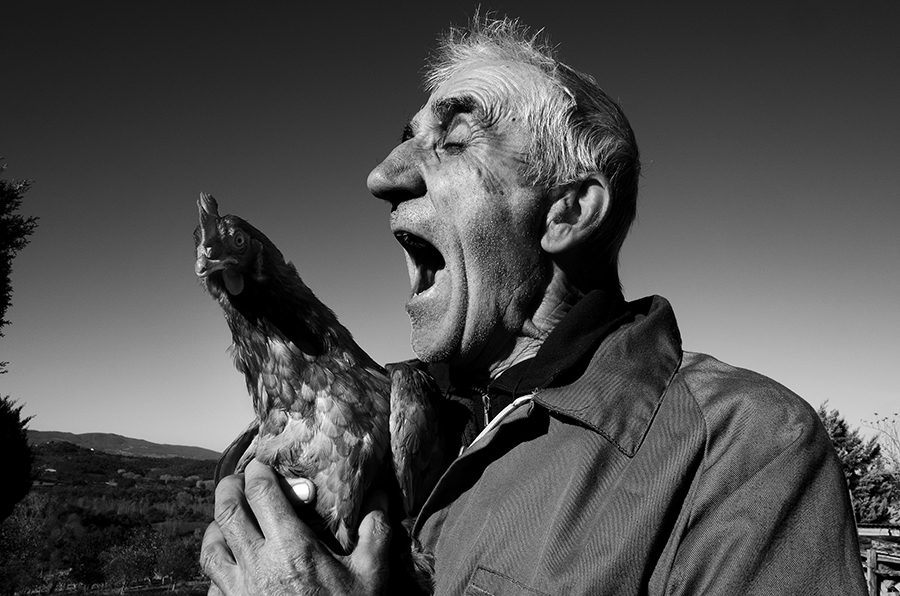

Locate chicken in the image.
[193,192,443,555]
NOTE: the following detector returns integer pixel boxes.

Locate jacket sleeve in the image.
[664,394,868,596]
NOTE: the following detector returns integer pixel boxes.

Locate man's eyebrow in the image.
[401,122,414,142]
[431,95,481,125]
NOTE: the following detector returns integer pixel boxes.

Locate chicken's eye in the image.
[233,231,246,249]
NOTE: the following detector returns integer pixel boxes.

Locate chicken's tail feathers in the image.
[400,517,436,595]
[388,361,447,517]
[409,536,436,595]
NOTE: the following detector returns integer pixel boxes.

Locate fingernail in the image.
[291,481,310,502]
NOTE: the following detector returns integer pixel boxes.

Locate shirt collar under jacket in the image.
[429,289,630,394]
[490,289,632,396]
[425,290,628,436]
[426,291,682,453]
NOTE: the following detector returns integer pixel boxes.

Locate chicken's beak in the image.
[195,252,235,278]
[194,192,244,295]
[195,250,244,295]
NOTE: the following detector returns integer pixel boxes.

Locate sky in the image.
[1,1,897,453]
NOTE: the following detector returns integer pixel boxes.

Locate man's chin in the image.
[408,319,462,364]
[409,333,451,364]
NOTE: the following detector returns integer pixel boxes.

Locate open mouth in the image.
[394,231,445,295]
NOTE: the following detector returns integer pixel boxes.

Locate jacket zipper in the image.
[480,390,492,425]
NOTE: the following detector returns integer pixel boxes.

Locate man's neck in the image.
[465,267,586,384]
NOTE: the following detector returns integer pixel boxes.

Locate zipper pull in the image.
[481,391,492,425]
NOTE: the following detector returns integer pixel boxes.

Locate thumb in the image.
[349,490,391,588]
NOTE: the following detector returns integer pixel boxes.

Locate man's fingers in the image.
[349,490,391,587]
[200,521,237,595]
[213,474,264,564]
[205,465,391,595]
[244,459,317,541]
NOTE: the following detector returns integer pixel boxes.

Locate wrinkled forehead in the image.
[416,60,551,127]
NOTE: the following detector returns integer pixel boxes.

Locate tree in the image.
[0,159,39,373]
[865,412,900,474]
[864,412,900,523]
[156,534,201,589]
[67,532,110,590]
[0,397,33,522]
[818,403,898,523]
[0,493,49,596]
[101,527,159,594]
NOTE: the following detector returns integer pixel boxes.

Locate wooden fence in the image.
[859,526,900,596]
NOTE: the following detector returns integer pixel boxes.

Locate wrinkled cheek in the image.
[458,248,539,353]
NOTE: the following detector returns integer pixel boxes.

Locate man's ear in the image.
[541,174,610,254]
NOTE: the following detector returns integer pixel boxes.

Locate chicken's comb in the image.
[198,192,219,245]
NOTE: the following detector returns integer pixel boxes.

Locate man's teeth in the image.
[395,231,428,250]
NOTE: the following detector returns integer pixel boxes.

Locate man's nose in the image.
[367,142,426,209]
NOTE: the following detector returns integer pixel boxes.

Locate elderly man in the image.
[201,18,867,596]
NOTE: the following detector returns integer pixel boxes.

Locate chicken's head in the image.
[194,192,263,297]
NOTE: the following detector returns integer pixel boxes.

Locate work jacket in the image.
[413,294,867,595]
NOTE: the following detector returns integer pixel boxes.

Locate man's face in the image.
[367,61,552,370]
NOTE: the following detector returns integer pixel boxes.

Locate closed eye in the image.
[442,139,468,154]
[439,114,477,154]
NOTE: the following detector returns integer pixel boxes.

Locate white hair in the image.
[426,15,640,291]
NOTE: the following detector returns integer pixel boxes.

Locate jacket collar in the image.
[425,293,683,457]
[426,290,630,445]
[533,295,682,456]
[411,295,683,536]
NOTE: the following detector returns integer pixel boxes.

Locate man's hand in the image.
[201,460,391,596]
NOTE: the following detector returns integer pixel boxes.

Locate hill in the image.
[28,430,221,460]
[31,440,217,488]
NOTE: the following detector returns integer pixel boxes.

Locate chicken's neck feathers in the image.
[219,258,384,418]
